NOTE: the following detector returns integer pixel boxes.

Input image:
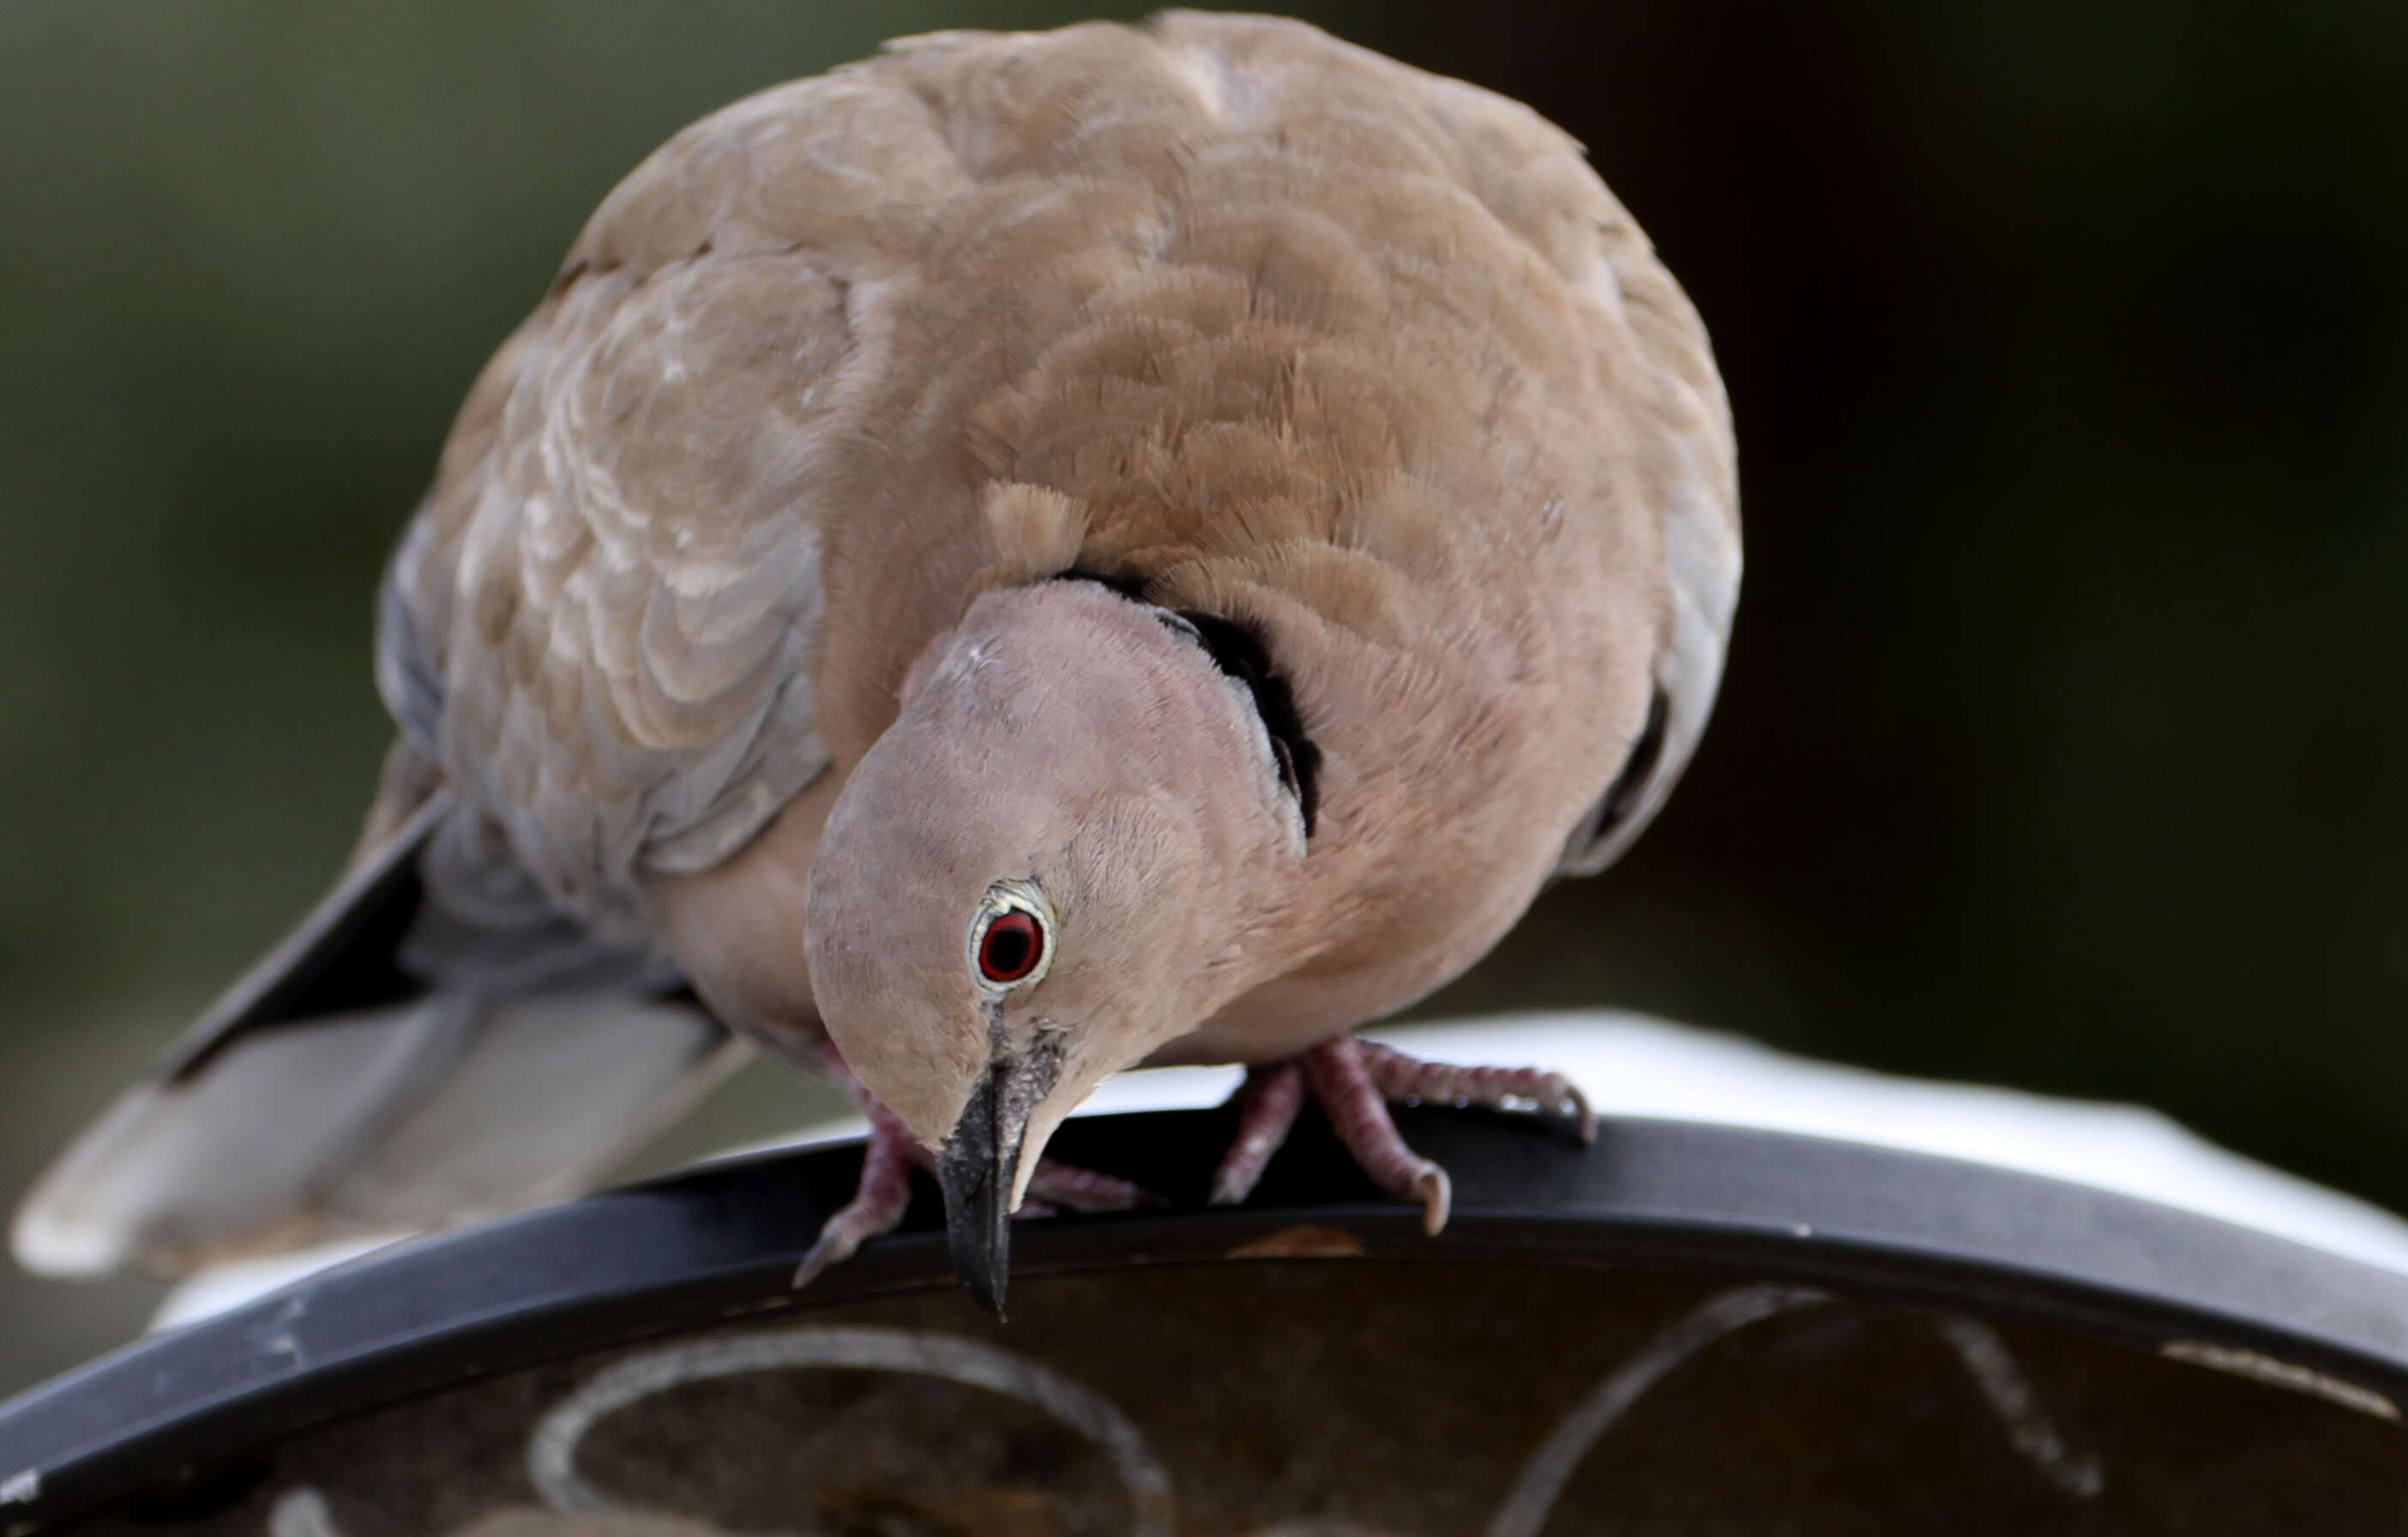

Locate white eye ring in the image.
[967,879,1054,993]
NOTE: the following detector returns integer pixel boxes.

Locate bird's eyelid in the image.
[976,877,1048,919]
[966,878,1055,992]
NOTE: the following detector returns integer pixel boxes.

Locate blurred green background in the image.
[2,0,2403,1395]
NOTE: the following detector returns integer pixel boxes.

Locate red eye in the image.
[978,910,1044,984]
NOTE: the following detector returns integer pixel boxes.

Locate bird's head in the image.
[804,577,1311,1311]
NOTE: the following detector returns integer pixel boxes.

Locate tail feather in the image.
[14,786,746,1279]
[14,992,743,1277]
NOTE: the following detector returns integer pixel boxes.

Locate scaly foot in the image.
[1209,1034,1593,1234]
[1356,1039,1596,1142]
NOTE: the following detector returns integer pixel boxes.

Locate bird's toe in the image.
[1025,1158,1164,1214]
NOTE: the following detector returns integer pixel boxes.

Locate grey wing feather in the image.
[1556,215,1742,880]
[1556,447,1741,877]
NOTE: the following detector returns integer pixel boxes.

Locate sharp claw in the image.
[1565,1086,1598,1145]
[1413,1164,1452,1236]
[1210,1166,1260,1208]
[792,1227,854,1289]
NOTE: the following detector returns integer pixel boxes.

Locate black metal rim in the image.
[4,1107,2406,1532]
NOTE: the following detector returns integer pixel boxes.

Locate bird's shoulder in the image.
[377,63,970,931]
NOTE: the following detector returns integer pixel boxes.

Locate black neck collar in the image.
[1052,568,1321,836]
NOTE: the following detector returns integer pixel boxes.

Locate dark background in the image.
[2,0,2400,1393]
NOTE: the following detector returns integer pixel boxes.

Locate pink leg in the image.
[1357,1040,1598,1142]
[792,1094,919,1287]
[1210,1062,1307,1206]
[1302,1037,1452,1235]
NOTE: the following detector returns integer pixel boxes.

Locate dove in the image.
[14,11,1737,1314]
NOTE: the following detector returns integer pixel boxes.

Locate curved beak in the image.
[936,1060,1024,1317]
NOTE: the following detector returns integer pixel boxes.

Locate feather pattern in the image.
[20,13,1737,1278]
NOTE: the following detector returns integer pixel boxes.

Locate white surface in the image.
[152,1010,2408,1330]
[150,1236,403,1331]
